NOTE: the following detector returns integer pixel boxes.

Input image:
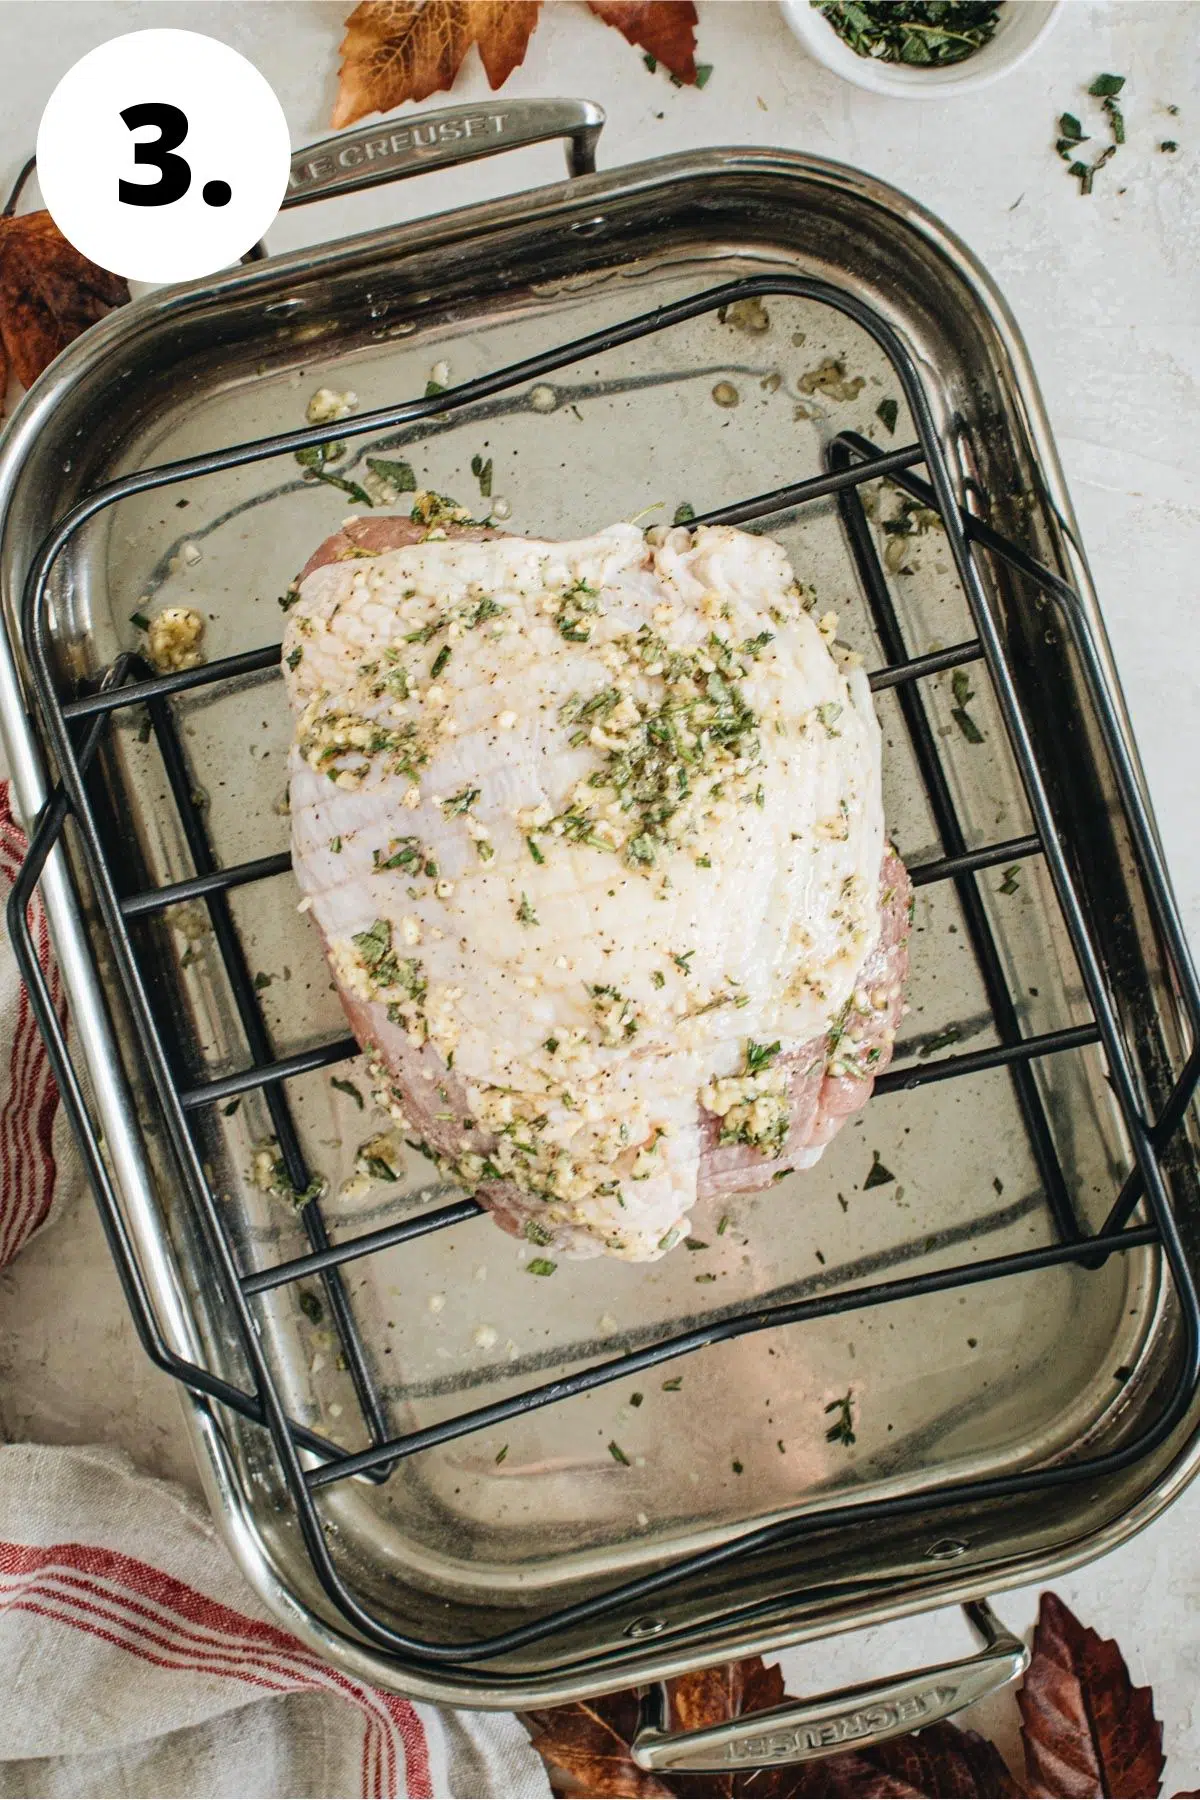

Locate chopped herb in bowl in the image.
[813,0,1004,67]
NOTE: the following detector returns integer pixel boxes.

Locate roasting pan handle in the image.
[281,97,605,211]
[631,1600,1028,1775]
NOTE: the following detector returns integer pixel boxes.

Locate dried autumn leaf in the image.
[1019,1592,1164,1799]
[585,0,698,82]
[0,210,128,413]
[333,0,541,126]
[525,1686,674,1798]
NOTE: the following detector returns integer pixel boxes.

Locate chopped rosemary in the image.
[495,1444,508,1464]
[442,787,480,816]
[429,643,452,680]
[608,1440,631,1465]
[516,892,539,926]
[824,1390,856,1447]
[745,1039,781,1075]
[661,1377,683,1391]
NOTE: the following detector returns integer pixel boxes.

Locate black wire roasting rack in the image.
[10,273,1200,1680]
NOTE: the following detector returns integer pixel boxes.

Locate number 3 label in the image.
[119,102,192,207]
[37,29,289,282]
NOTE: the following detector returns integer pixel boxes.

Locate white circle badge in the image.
[36,29,291,284]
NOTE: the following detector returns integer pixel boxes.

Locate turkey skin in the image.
[284,513,910,1260]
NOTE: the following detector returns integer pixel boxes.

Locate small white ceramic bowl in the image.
[779,0,1062,98]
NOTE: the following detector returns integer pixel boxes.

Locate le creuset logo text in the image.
[289,113,510,189]
[722,1684,957,1763]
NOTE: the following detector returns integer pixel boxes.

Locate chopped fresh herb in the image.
[661,1376,683,1391]
[1103,96,1125,144]
[643,52,657,72]
[363,1154,398,1182]
[470,453,494,498]
[430,643,452,680]
[629,1391,644,1407]
[998,865,1021,895]
[651,970,666,988]
[129,610,150,632]
[951,668,974,708]
[1058,112,1086,144]
[424,379,446,398]
[731,1458,744,1474]
[1161,139,1179,152]
[331,1077,364,1109]
[516,892,539,926]
[526,1257,557,1276]
[278,588,299,611]
[253,971,273,991]
[951,706,985,745]
[495,1444,509,1464]
[442,787,480,816]
[717,1214,730,1236]
[745,1039,781,1076]
[285,646,303,671]
[695,63,714,88]
[695,1272,717,1284]
[815,0,1002,67]
[523,1218,554,1246]
[673,501,696,526]
[221,1098,241,1117]
[353,919,393,970]
[330,836,342,854]
[298,1289,324,1325]
[294,442,373,506]
[608,1440,631,1465]
[876,397,899,435]
[824,1390,856,1447]
[685,1237,709,1252]
[525,835,545,866]
[863,1151,895,1190]
[918,1024,962,1058]
[366,457,416,493]
[671,950,695,975]
[1089,72,1126,98]
[543,1037,560,1054]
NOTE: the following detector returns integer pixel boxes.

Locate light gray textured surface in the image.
[0,0,1196,1784]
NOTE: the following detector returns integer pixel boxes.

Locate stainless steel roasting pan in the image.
[3,100,1199,1760]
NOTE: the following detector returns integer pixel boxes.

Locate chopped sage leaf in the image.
[863,1151,895,1189]
[673,500,697,526]
[331,1077,364,1108]
[526,1257,557,1276]
[876,397,899,435]
[366,457,416,493]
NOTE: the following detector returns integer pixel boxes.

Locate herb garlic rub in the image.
[284,514,910,1260]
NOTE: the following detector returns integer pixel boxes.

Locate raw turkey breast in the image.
[284,512,910,1261]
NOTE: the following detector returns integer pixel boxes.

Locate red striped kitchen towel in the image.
[0,781,549,1800]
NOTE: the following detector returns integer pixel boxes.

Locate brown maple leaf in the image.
[1018,1592,1165,1798]
[0,208,128,416]
[333,0,541,127]
[584,1,698,82]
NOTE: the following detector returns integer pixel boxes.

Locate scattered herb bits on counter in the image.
[813,1,1003,67]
